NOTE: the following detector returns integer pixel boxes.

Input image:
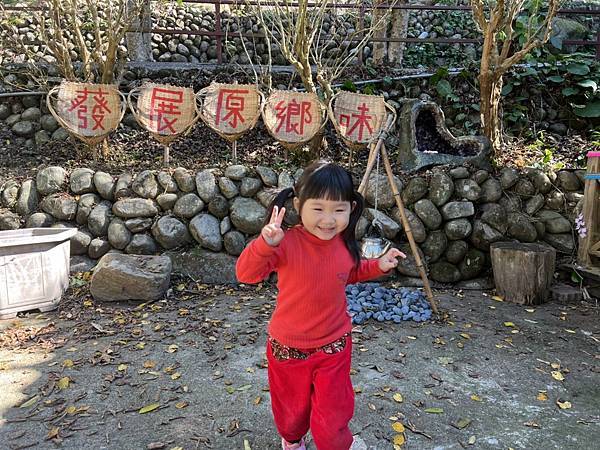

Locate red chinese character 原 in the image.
[215,88,249,129]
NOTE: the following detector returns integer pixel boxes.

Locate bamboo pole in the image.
[380,141,438,313]
[358,114,394,193]
[357,114,438,314]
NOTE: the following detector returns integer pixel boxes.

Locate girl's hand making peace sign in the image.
[262,206,286,247]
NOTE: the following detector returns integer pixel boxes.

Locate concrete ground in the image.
[0,280,599,450]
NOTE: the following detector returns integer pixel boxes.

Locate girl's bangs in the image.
[300,166,354,203]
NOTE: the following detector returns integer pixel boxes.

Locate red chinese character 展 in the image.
[215,88,249,129]
[274,99,312,135]
[150,88,184,133]
[69,88,112,130]
[339,102,374,141]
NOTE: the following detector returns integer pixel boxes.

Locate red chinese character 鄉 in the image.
[69,88,112,130]
[339,102,374,141]
[215,88,249,129]
[150,87,184,133]
[275,99,312,135]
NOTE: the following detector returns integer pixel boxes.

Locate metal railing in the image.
[3,1,599,64]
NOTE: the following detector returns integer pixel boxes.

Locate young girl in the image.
[236,161,405,450]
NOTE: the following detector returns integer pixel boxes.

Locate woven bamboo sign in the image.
[328,92,387,148]
[199,82,261,142]
[262,90,325,147]
[48,81,124,145]
[128,83,199,144]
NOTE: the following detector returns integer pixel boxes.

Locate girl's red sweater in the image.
[236,226,386,348]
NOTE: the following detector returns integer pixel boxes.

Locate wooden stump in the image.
[490,242,556,305]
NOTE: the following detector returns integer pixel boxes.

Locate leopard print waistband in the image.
[268,333,350,361]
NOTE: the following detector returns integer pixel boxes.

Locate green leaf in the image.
[567,63,590,76]
[550,35,563,50]
[571,271,583,284]
[19,395,39,408]
[341,80,357,93]
[69,277,87,288]
[562,87,580,97]
[139,402,160,414]
[453,417,472,429]
[548,76,564,83]
[431,67,450,85]
[577,80,597,93]
[573,101,600,118]
[424,407,444,414]
[501,84,513,96]
[362,84,375,95]
[436,79,453,98]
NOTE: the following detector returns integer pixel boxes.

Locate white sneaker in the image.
[282,437,306,450]
[350,435,367,450]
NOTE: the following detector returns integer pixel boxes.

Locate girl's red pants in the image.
[266,337,354,450]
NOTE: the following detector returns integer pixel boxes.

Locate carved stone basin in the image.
[395,99,491,172]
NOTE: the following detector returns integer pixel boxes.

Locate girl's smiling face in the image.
[294,197,355,240]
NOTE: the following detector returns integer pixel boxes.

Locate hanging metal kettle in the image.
[360,219,391,259]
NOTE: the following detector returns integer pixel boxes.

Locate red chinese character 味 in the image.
[339,102,374,141]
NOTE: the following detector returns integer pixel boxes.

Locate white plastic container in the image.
[0,228,77,319]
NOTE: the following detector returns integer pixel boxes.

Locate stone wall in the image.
[0,164,584,285]
[0,1,594,69]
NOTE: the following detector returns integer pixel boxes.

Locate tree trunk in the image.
[388,0,409,66]
[126,0,152,62]
[479,70,504,155]
[308,132,325,160]
[371,0,387,65]
[490,242,556,305]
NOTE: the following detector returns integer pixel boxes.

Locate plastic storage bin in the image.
[0,228,77,319]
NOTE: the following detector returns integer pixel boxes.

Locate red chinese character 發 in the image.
[215,88,249,129]
[69,87,112,130]
[274,99,312,135]
[150,87,184,133]
[339,102,374,141]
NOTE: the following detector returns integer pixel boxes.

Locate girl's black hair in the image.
[264,160,364,268]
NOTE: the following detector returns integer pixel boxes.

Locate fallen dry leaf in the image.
[57,376,70,390]
[393,433,405,446]
[392,422,405,433]
[556,399,572,410]
[551,371,565,381]
[139,402,160,414]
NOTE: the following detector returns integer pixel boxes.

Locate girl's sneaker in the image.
[350,435,367,450]
[281,438,306,450]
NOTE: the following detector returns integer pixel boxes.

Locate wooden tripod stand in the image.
[357,115,439,314]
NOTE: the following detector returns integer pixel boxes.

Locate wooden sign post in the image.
[261,90,326,153]
[328,91,389,165]
[127,83,200,165]
[198,82,262,163]
[47,81,126,159]
[330,93,438,314]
